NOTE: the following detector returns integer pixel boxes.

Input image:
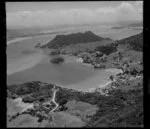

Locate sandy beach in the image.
[7,37,34,46]
[87,68,123,92]
[98,81,112,88]
[63,67,122,92]
[75,57,123,91]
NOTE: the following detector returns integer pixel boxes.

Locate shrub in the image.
[50,57,64,64]
[49,50,60,56]
[95,43,117,55]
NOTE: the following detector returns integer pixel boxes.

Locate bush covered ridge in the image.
[95,32,143,55]
[41,31,112,49]
[116,32,143,51]
[86,88,143,127]
[41,31,142,55]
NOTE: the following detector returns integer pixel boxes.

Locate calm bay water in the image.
[7,55,109,88]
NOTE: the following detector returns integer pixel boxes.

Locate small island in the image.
[50,57,64,64]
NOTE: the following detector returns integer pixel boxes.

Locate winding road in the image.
[50,86,59,112]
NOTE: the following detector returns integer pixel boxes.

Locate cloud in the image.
[114,2,142,22]
[134,1,143,14]
[7,1,143,28]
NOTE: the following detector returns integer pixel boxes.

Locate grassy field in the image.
[46,112,85,127]
[64,100,98,122]
[7,114,39,127]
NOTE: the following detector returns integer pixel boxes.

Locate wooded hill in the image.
[41,31,111,49]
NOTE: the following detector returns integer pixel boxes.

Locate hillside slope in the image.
[95,32,143,56]
[117,32,143,51]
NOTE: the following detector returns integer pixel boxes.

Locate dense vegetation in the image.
[86,88,143,127]
[49,50,60,56]
[7,76,143,127]
[95,43,118,55]
[41,31,108,49]
[50,57,64,64]
[55,85,143,127]
[7,81,54,103]
[7,81,42,96]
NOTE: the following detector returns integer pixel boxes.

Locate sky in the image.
[6,1,143,28]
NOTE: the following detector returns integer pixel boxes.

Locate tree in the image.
[109,75,114,81]
[59,98,67,106]
[118,51,123,61]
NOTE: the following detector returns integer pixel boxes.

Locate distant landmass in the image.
[7,28,67,41]
[127,21,143,27]
[112,21,143,30]
[41,31,111,49]
[111,26,125,29]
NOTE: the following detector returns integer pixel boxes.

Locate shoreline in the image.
[98,81,112,88]
[60,68,122,92]
[7,52,123,92]
[7,37,34,46]
[74,56,123,91]
[62,55,123,92]
[7,31,67,46]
